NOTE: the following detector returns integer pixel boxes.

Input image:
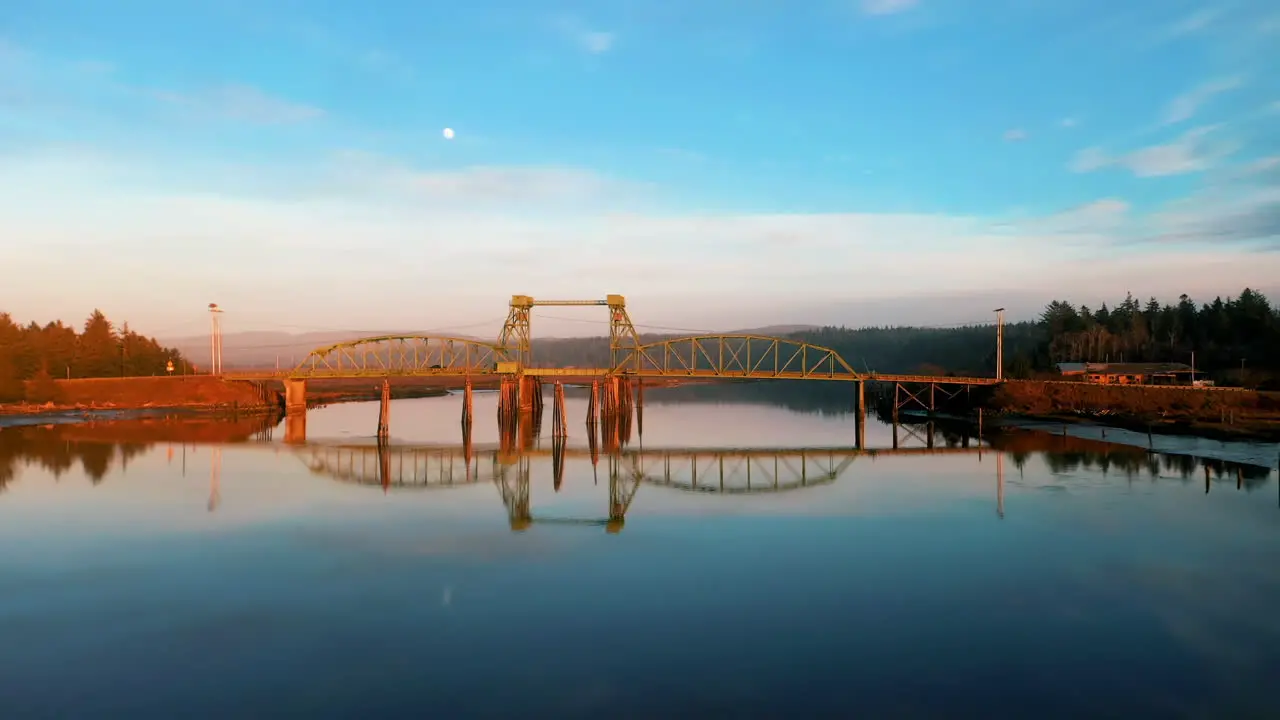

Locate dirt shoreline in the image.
[977,380,1280,442]
[991,411,1280,443]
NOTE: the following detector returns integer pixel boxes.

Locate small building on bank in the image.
[1055,362,1198,386]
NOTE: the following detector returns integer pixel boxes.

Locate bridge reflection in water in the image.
[293,437,1005,532]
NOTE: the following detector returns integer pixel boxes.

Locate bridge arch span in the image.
[291,335,509,378]
[611,334,863,381]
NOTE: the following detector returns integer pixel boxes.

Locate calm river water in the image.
[1,389,1278,718]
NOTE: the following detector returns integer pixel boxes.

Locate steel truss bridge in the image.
[224,294,1000,387]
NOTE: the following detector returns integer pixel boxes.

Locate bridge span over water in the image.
[221,295,1002,438]
[223,294,1001,389]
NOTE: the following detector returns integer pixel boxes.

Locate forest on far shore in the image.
[0,310,193,403]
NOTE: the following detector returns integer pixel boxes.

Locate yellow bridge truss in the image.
[222,294,997,386]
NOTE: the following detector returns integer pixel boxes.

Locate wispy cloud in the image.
[1149,188,1280,247]
[1003,128,1028,142]
[1059,117,1078,129]
[1163,77,1243,125]
[996,199,1133,247]
[153,84,324,125]
[0,37,24,65]
[554,17,616,54]
[357,50,414,80]
[69,59,114,76]
[580,31,615,54]
[7,143,1280,332]
[1165,8,1220,39]
[860,0,919,15]
[1070,147,1110,173]
[1071,126,1238,178]
[325,151,648,210]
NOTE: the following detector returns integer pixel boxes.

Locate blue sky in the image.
[2,0,1279,338]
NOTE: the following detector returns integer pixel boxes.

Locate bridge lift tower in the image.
[497,294,641,369]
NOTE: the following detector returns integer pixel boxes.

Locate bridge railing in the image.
[612,334,865,381]
[286,335,511,378]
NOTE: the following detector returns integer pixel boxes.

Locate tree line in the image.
[1036,288,1271,380]
[0,310,194,403]
[527,287,1273,388]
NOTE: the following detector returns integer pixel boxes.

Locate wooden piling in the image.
[376,379,391,439]
[462,378,473,429]
[635,380,644,440]
[553,382,567,439]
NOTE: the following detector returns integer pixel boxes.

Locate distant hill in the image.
[163,330,479,370]
[165,324,819,369]
[728,324,818,336]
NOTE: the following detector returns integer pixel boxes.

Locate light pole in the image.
[993,307,1005,381]
[208,303,224,376]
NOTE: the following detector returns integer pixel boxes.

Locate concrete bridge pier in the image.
[285,378,307,415]
[284,378,308,444]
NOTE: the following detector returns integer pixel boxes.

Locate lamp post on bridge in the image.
[208,303,224,376]
[993,307,1005,381]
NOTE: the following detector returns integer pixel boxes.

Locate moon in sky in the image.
[442,127,455,140]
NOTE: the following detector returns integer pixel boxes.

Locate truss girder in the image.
[291,335,510,378]
[611,335,863,381]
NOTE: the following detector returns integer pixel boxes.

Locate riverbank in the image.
[984,380,1280,442]
[0,376,463,424]
[994,410,1280,443]
[0,376,280,422]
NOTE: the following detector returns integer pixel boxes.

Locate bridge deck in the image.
[222,369,999,385]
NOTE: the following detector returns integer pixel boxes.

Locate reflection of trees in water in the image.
[1003,443,1270,489]
[893,420,1273,490]
[641,382,856,416]
[0,414,280,491]
[0,429,147,488]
